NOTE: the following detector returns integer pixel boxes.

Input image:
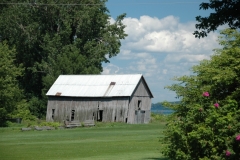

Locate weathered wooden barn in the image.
[46,74,153,124]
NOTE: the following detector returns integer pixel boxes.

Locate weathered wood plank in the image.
[21,127,32,131]
[65,120,81,128]
[83,120,95,127]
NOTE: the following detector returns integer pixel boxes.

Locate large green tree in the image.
[162,29,240,159]
[0,0,127,118]
[0,42,24,122]
[194,0,240,38]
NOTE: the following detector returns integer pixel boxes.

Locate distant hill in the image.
[151,101,179,114]
[151,101,180,110]
[151,103,169,110]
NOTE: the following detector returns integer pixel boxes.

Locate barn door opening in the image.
[52,109,55,120]
[97,110,103,122]
[71,110,75,121]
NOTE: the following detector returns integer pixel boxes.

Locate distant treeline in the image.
[151,102,179,114]
[151,101,180,110]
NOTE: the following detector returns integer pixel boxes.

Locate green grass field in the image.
[0,121,168,160]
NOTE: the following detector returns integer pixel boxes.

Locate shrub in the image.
[151,112,167,122]
[162,93,240,160]
[39,121,61,129]
[162,29,240,159]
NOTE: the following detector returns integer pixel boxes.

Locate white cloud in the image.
[102,15,221,103]
[164,54,210,63]
[122,15,219,55]
[127,55,159,77]
[102,64,120,75]
[108,17,115,24]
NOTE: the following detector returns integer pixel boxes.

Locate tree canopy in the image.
[0,42,24,122]
[194,0,240,38]
[0,0,127,118]
[163,29,240,159]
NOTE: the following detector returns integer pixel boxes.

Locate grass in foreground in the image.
[0,120,168,160]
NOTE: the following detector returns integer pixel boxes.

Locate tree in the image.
[0,42,24,123]
[0,0,127,118]
[194,0,240,38]
[162,29,240,159]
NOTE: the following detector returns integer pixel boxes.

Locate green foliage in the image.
[163,98,240,160]
[163,29,240,160]
[151,113,167,122]
[0,42,27,122]
[11,100,36,121]
[194,1,240,38]
[0,0,127,118]
[28,97,46,119]
[39,121,61,128]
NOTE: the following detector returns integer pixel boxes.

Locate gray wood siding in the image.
[46,97,129,123]
[133,79,152,97]
[46,77,152,124]
[127,79,152,124]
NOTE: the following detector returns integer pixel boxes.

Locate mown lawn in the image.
[0,121,168,160]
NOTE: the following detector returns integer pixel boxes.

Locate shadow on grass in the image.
[143,158,169,160]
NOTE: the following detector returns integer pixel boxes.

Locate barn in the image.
[46,74,153,124]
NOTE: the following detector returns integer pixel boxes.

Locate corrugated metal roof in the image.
[46,74,147,97]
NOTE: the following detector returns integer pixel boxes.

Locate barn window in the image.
[52,109,55,120]
[138,100,142,110]
[71,110,75,121]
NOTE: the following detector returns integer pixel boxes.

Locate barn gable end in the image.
[127,78,153,124]
[46,74,153,124]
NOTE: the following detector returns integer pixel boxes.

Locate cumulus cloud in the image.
[102,15,222,102]
[102,64,120,75]
[108,17,115,24]
[122,15,219,54]
[127,54,159,77]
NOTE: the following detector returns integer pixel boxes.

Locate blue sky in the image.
[102,0,222,103]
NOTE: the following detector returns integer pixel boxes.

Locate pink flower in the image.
[202,92,209,97]
[226,150,231,156]
[214,103,219,108]
[236,134,240,141]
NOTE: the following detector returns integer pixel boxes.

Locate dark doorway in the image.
[97,110,103,122]
[52,109,55,120]
[71,110,75,121]
[138,100,142,110]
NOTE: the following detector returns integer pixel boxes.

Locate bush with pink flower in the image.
[162,91,240,160]
[161,30,240,160]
